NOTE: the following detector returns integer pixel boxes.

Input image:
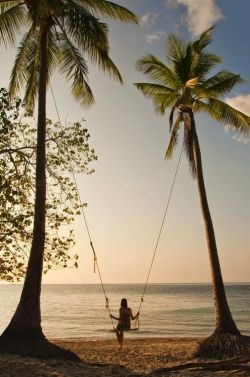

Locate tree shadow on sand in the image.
[0,330,80,361]
[0,333,144,376]
[0,354,143,377]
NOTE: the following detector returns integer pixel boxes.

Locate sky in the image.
[1,0,250,284]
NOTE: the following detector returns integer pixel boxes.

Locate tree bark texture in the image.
[187,109,240,335]
[2,24,49,336]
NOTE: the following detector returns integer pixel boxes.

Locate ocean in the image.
[1,284,249,339]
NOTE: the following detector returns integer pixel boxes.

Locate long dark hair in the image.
[121,298,128,308]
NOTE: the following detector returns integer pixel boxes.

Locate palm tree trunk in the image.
[1,24,49,338]
[188,109,240,335]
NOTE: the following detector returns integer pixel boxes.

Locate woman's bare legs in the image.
[119,331,124,349]
[115,330,124,349]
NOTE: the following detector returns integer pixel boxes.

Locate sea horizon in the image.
[1,283,249,339]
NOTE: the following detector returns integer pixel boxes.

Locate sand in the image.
[0,337,249,376]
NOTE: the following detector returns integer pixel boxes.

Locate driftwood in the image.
[148,356,250,375]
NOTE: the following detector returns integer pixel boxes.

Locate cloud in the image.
[224,94,250,144]
[140,12,158,28]
[145,32,165,44]
[166,0,224,36]
[232,134,249,144]
[140,13,164,44]
[225,94,250,115]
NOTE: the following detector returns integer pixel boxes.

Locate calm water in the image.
[1,284,249,339]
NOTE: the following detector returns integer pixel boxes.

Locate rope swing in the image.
[136,142,184,318]
[50,82,115,330]
[50,82,183,331]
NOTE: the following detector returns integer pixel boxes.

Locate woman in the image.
[110,298,139,349]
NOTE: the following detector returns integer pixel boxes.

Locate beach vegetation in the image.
[0,0,137,359]
[135,27,250,358]
[0,87,96,282]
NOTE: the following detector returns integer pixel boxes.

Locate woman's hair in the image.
[120,298,128,308]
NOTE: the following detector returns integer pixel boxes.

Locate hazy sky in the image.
[1,0,249,284]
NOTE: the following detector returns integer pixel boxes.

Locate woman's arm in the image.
[110,313,119,321]
[110,308,121,321]
[110,314,120,321]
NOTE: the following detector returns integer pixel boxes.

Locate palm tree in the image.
[135,28,250,357]
[0,0,137,357]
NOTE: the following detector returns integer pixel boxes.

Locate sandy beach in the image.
[0,337,249,377]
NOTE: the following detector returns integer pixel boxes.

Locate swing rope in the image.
[137,141,184,317]
[49,82,115,330]
[49,82,183,332]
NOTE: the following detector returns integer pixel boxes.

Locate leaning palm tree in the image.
[135,28,250,357]
[0,0,137,358]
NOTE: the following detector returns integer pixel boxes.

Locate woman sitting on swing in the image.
[110,298,139,349]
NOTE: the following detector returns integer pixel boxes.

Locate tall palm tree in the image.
[135,28,250,356]
[0,0,137,357]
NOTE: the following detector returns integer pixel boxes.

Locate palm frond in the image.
[194,98,250,134]
[0,2,27,46]
[166,33,193,83]
[136,54,180,89]
[167,33,187,63]
[134,82,179,115]
[192,27,214,52]
[189,28,220,81]
[23,36,40,111]
[58,7,122,83]
[165,114,181,159]
[47,27,61,72]
[73,0,138,23]
[9,27,39,101]
[24,28,60,110]
[63,1,109,50]
[199,70,244,97]
[179,43,194,82]
[57,31,94,107]
[91,47,122,82]
[191,52,221,79]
